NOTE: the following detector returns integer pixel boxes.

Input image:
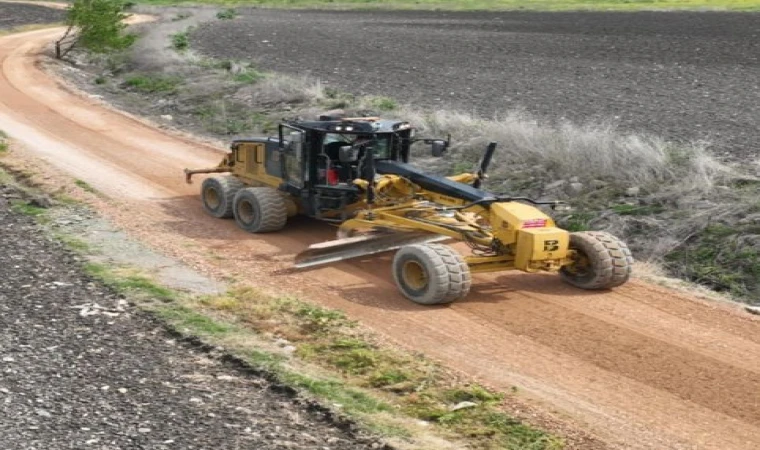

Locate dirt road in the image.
[2,27,760,450]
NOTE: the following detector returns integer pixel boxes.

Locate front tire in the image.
[560,231,633,289]
[392,244,471,305]
[232,187,288,233]
[201,176,244,219]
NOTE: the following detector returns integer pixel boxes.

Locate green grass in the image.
[559,211,595,232]
[84,262,176,302]
[194,287,561,449]
[75,179,99,194]
[666,224,760,300]
[56,234,92,253]
[131,0,760,11]
[124,74,183,94]
[367,96,398,111]
[10,201,47,217]
[157,299,393,416]
[216,7,239,19]
[171,30,190,51]
[233,70,265,84]
[0,130,8,153]
[282,372,392,414]
[158,305,235,335]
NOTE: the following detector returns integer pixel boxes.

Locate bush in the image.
[216,8,238,20]
[171,31,189,51]
[56,0,136,59]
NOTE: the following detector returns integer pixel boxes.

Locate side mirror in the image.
[431,140,448,157]
[338,145,359,163]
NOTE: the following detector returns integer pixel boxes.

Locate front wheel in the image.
[560,231,633,290]
[392,244,471,305]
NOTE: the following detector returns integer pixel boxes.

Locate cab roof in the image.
[286,117,413,134]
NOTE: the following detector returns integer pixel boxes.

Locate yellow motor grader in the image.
[185,115,633,305]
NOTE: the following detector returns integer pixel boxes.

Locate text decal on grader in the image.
[185,114,633,305]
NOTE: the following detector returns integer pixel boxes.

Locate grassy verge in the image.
[131,0,760,12]
[84,264,563,449]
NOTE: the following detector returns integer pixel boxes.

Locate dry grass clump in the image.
[399,109,734,193]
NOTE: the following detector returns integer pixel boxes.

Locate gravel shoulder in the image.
[191,9,760,160]
[0,182,381,450]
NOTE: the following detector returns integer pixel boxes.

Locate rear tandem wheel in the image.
[232,187,288,233]
[392,244,472,305]
[201,176,244,219]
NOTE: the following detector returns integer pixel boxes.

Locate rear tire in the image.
[560,231,633,289]
[232,187,288,233]
[392,244,471,305]
[201,176,244,219]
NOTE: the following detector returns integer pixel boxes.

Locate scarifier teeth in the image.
[293,232,449,270]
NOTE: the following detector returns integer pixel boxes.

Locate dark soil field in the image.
[192,9,760,160]
[0,2,64,29]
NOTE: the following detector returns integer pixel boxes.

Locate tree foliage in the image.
[55,0,136,59]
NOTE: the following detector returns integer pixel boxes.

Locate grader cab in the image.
[185,115,633,305]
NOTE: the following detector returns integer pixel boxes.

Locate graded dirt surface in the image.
[191,9,760,159]
[0,184,383,450]
[2,24,760,450]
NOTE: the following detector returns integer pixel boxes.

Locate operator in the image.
[323,134,372,161]
[322,134,373,183]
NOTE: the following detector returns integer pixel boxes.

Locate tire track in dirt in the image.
[2,27,760,450]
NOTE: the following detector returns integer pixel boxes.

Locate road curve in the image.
[1,28,759,450]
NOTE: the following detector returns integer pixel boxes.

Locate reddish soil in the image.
[2,26,760,450]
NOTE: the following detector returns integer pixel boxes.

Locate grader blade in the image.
[294,232,448,269]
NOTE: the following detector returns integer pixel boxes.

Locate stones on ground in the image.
[545,180,567,191]
[568,182,584,194]
[625,186,641,197]
[29,195,52,209]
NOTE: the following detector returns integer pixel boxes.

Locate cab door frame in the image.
[278,124,308,195]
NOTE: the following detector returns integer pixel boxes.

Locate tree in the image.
[55,0,136,59]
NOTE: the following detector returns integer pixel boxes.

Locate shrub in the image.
[55,0,136,59]
[216,8,238,20]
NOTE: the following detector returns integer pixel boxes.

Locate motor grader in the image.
[184,115,633,305]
